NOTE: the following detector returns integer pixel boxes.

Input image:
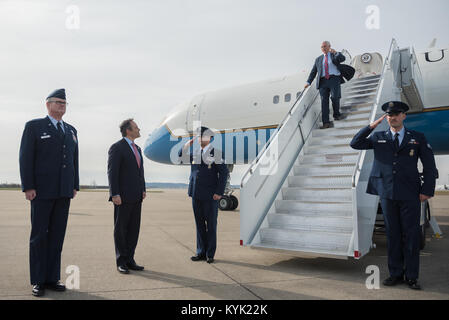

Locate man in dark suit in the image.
[305,41,347,129]
[350,101,438,290]
[179,127,228,264]
[108,119,146,274]
[19,88,79,297]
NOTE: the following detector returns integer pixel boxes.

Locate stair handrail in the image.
[351,38,399,188]
[240,86,314,188]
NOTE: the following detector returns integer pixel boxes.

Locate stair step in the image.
[333,119,369,129]
[258,228,351,253]
[343,99,376,106]
[346,82,379,90]
[267,213,353,233]
[350,77,380,85]
[282,187,352,201]
[345,92,377,99]
[309,136,353,146]
[345,87,378,94]
[305,144,353,155]
[312,127,360,137]
[287,175,352,188]
[342,106,373,114]
[293,163,355,176]
[298,152,359,165]
[353,74,381,80]
[251,242,348,257]
[341,101,374,108]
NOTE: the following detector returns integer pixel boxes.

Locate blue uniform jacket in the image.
[19,116,79,199]
[179,146,228,201]
[350,125,437,200]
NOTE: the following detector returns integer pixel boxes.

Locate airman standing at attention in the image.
[19,88,79,297]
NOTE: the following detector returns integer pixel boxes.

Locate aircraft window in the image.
[285,93,291,102]
[273,95,279,104]
[296,91,301,99]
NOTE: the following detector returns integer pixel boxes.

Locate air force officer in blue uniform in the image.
[350,101,437,290]
[19,88,79,297]
[179,127,228,264]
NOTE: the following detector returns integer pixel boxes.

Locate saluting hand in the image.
[25,189,36,201]
[369,114,387,129]
[330,48,336,54]
[184,136,197,148]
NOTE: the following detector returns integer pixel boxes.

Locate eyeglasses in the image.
[49,100,68,106]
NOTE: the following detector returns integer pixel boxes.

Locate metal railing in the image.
[239,81,320,245]
[351,38,399,188]
[240,87,316,187]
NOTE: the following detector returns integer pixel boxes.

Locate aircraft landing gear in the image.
[218,165,239,211]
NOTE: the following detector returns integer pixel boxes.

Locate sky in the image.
[1,0,449,186]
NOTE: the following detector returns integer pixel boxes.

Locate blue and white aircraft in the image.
[144,41,449,209]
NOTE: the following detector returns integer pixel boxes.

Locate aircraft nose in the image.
[144,125,182,164]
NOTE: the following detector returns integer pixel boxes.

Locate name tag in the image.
[377,140,386,143]
[40,135,51,139]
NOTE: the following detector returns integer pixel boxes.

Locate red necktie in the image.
[131,142,141,168]
[324,54,330,79]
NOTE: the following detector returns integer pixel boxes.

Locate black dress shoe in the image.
[206,257,214,264]
[127,262,144,271]
[383,276,404,286]
[117,265,130,274]
[334,113,347,120]
[32,284,45,297]
[320,122,331,129]
[45,281,66,292]
[406,279,422,290]
[191,255,206,261]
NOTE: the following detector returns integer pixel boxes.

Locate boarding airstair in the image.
[239,39,432,259]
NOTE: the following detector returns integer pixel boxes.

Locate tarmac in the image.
[0,189,448,300]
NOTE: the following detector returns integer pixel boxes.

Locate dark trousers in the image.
[192,198,218,258]
[319,75,342,124]
[113,202,142,266]
[29,198,70,285]
[380,198,421,280]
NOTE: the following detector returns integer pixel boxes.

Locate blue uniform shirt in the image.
[19,116,79,199]
[321,52,341,77]
[178,144,228,201]
[350,125,438,200]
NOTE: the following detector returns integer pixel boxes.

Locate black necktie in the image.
[57,122,64,141]
[394,133,400,150]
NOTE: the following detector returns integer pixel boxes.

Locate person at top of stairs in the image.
[350,101,438,291]
[304,41,348,129]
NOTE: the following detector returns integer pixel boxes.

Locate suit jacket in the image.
[19,116,79,199]
[350,125,438,200]
[307,51,346,89]
[179,146,228,201]
[108,138,146,203]
[338,64,355,81]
